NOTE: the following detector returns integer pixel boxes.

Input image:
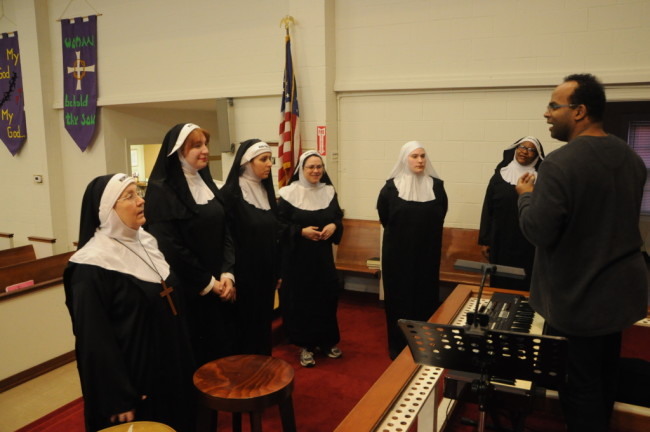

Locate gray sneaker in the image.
[300,348,316,367]
[326,346,343,359]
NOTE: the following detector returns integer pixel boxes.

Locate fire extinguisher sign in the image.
[317,126,326,156]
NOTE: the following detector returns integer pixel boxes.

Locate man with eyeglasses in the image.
[515,74,648,431]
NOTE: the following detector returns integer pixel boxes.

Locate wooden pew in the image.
[0,245,36,268]
[334,222,486,286]
[335,219,381,278]
[440,227,487,287]
[0,252,74,297]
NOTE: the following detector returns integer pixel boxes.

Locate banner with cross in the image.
[61,15,97,152]
[0,32,27,156]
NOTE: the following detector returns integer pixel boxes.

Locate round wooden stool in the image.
[193,354,296,432]
[99,421,175,431]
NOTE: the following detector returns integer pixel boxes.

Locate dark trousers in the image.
[546,326,621,432]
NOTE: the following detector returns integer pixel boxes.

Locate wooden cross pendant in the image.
[160,280,178,316]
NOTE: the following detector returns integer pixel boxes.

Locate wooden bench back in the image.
[0,252,74,296]
[0,245,37,268]
[440,227,486,286]
[335,219,381,276]
[333,219,486,285]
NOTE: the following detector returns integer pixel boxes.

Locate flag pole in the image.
[278,15,300,189]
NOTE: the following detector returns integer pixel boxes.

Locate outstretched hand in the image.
[516,172,536,195]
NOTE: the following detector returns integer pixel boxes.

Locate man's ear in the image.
[573,104,588,122]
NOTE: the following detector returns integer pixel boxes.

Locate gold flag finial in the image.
[280,15,294,32]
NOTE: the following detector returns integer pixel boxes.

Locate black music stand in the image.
[398,319,567,431]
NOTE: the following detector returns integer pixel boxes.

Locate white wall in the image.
[335,0,650,91]
[337,85,650,224]
[0,285,75,380]
[333,0,650,222]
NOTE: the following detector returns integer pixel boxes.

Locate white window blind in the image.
[628,121,650,215]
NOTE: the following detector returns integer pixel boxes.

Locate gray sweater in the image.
[518,134,648,336]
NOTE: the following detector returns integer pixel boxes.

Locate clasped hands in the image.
[212,277,236,302]
[302,223,336,241]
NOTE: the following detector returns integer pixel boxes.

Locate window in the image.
[628,122,650,215]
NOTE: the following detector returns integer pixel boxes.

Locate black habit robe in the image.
[64,265,195,432]
[144,124,236,365]
[377,177,447,359]
[222,139,281,355]
[278,191,344,351]
[478,142,544,291]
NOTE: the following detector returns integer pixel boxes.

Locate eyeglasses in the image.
[117,192,140,202]
[516,145,537,154]
[546,102,578,112]
[304,164,323,170]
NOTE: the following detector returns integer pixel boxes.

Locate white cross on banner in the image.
[61,15,98,152]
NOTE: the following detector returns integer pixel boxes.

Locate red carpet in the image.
[16,289,392,432]
[16,397,85,432]
[16,291,650,432]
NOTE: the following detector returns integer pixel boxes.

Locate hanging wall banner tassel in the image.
[61,15,97,152]
[0,32,27,156]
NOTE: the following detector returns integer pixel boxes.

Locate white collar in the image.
[71,174,170,283]
[239,163,271,210]
[178,152,215,205]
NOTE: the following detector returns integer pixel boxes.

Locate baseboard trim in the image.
[0,351,76,393]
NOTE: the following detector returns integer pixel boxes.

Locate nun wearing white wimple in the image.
[277,150,344,368]
[479,136,545,291]
[222,139,281,355]
[144,123,237,366]
[377,141,448,360]
[64,174,195,432]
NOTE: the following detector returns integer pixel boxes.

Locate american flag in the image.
[278,33,301,188]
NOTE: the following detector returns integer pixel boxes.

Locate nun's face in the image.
[251,152,273,179]
[515,141,538,166]
[114,184,145,230]
[407,148,426,174]
[182,130,209,171]
[303,155,324,184]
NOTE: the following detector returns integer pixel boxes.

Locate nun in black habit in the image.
[478,136,545,291]
[222,139,281,355]
[377,141,448,359]
[278,150,344,368]
[144,123,236,366]
[64,174,195,432]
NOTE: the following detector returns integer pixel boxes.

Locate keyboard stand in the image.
[398,319,568,432]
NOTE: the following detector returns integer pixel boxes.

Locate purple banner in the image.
[0,32,27,156]
[61,15,97,152]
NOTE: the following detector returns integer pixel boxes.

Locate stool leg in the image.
[232,412,243,432]
[212,411,218,432]
[279,395,297,432]
[196,404,217,432]
[250,411,263,432]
